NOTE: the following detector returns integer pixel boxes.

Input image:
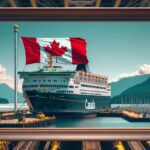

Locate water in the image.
[1,103,150,128]
[48,117,150,128]
[0,103,29,111]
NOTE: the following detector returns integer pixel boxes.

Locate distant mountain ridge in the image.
[0,83,24,103]
[111,77,150,104]
[110,74,150,98]
[120,77,150,96]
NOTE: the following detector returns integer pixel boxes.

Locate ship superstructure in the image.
[19,65,111,116]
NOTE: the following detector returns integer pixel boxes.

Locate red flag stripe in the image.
[70,38,88,65]
[21,37,40,64]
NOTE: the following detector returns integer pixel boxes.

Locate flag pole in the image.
[14,24,19,113]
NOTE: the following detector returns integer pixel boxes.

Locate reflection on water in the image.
[48,117,150,128]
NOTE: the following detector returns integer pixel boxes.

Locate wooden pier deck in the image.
[0,116,56,128]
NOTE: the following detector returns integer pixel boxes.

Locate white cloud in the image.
[0,65,22,93]
[138,64,150,74]
[110,64,150,83]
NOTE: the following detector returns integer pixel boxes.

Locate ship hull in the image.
[24,91,111,117]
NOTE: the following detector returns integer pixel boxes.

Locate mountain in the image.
[110,74,150,98]
[0,83,24,103]
[0,97,9,104]
[111,77,150,103]
[120,77,150,96]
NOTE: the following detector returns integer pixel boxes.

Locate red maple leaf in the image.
[44,40,67,56]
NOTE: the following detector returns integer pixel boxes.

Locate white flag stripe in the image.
[52,58,67,64]
[61,54,72,62]
[37,38,72,64]
[55,57,72,64]
[37,38,70,48]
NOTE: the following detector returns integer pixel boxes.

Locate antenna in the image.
[86,65,90,73]
[49,53,53,68]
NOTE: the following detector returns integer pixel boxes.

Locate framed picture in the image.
[0,8,150,140]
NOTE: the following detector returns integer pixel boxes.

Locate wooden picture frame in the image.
[0,8,150,140]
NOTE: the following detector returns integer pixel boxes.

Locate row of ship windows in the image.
[23,84,106,89]
[81,84,106,89]
[81,92,108,95]
[45,73,71,76]
[78,77,107,82]
[80,89,108,93]
[23,85,78,88]
[32,80,65,82]
[80,92,101,95]
[56,91,73,94]
[80,89,101,93]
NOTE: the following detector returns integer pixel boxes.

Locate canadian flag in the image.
[21,37,89,65]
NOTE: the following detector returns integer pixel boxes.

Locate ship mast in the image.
[49,53,53,68]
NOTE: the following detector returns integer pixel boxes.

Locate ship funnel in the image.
[76,64,89,72]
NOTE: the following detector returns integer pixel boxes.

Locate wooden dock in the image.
[98,109,150,122]
[0,116,55,128]
[122,109,143,118]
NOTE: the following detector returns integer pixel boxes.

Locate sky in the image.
[0,21,150,90]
